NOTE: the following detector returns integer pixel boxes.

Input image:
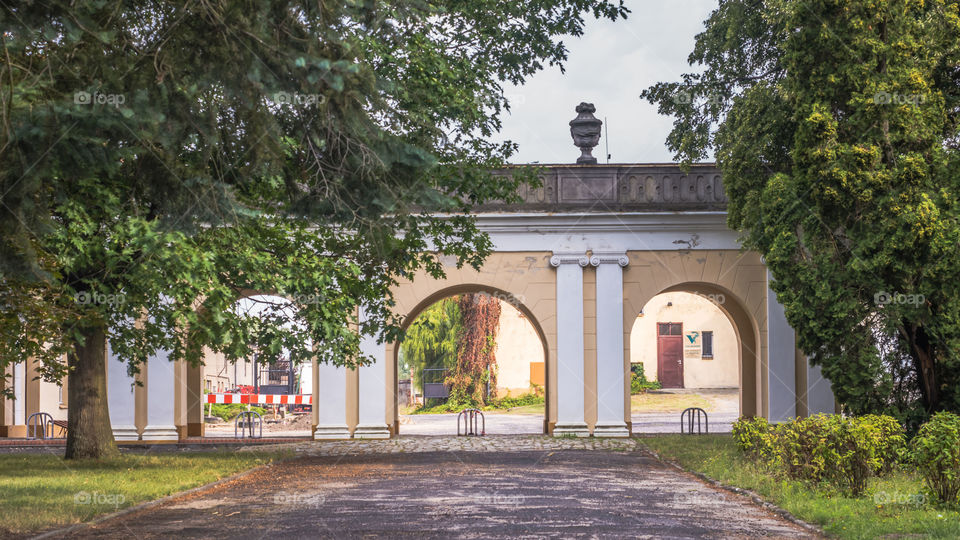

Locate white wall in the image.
[630,291,738,388]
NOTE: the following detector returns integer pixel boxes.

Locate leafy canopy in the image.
[643,0,960,423]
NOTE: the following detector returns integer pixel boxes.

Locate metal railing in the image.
[27,412,59,440]
[235,411,263,439]
[457,408,485,436]
[680,407,708,434]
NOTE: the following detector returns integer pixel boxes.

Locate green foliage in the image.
[0,0,629,451]
[629,363,661,394]
[734,414,905,497]
[208,404,266,422]
[644,434,960,539]
[411,391,543,414]
[643,0,960,420]
[400,298,462,389]
[911,411,960,505]
[731,416,772,461]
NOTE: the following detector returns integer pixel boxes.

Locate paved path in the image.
[65,437,816,539]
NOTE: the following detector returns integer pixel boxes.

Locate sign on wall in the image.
[684,331,701,359]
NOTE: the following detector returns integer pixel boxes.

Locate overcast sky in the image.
[496,0,717,165]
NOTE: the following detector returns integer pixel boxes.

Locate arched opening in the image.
[627,283,760,433]
[390,285,550,435]
[194,293,314,439]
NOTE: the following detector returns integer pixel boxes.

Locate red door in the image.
[657,323,684,388]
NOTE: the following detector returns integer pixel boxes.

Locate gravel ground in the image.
[58,438,817,539]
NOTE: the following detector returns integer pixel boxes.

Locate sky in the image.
[495,0,718,165]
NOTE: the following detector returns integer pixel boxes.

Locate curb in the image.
[31,458,285,539]
[639,444,825,538]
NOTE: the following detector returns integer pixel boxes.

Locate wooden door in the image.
[657,323,684,388]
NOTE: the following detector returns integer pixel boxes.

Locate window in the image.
[658,323,682,336]
[702,331,714,358]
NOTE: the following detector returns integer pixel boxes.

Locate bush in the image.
[209,403,266,421]
[732,416,772,460]
[733,414,905,496]
[911,411,960,506]
[630,364,661,394]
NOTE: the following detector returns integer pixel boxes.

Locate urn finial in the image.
[569,102,602,164]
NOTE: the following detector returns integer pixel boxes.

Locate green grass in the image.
[0,450,286,535]
[407,393,545,415]
[630,392,713,413]
[642,434,960,539]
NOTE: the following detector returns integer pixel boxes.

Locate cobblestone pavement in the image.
[67,442,817,539]
[246,434,647,456]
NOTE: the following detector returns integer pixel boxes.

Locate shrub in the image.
[209,403,266,421]
[911,411,960,506]
[732,416,772,460]
[860,414,907,475]
[736,414,905,496]
[630,364,661,394]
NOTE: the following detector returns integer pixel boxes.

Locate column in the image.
[550,252,590,437]
[354,306,390,438]
[13,362,24,426]
[591,252,630,437]
[766,271,797,421]
[141,349,179,441]
[313,358,350,439]
[107,342,139,441]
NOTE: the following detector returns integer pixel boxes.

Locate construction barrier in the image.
[205,393,313,405]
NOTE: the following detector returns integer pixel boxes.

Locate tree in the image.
[0,1,629,458]
[643,0,960,424]
[448,293,501,406]
[400,297,462,390]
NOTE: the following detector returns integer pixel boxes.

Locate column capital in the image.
[589,251,629,267]
[550,252,590,268]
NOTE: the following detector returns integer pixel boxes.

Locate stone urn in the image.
[569,102,602,164]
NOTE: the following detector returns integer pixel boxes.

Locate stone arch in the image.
[622,251,767,423]
[385,252,557,434]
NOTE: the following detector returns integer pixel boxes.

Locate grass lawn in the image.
[500,403,545,415]
[0,450,285,535]
[642,434,960,539]
[630,392,713,413]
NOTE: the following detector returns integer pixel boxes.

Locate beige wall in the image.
[494,302,544,396]
[201,349,254,392]
[630,291,738,388]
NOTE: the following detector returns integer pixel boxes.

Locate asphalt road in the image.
[61,449,816,539]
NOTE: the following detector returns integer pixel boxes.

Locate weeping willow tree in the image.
[400,298,462,390]
[448,293,502,406]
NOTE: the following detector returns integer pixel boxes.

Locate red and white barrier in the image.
[205,393,312,405]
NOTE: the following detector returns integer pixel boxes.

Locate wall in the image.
[630,291,738,388]
[493,301,544,396]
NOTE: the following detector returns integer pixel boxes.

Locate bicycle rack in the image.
[27,412,56,440]
[457,408,485,436]
[680,407,708,434]
[235,411,263,439]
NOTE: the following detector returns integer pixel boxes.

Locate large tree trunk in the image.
[906,324,939,412]
[65,324,119,460]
